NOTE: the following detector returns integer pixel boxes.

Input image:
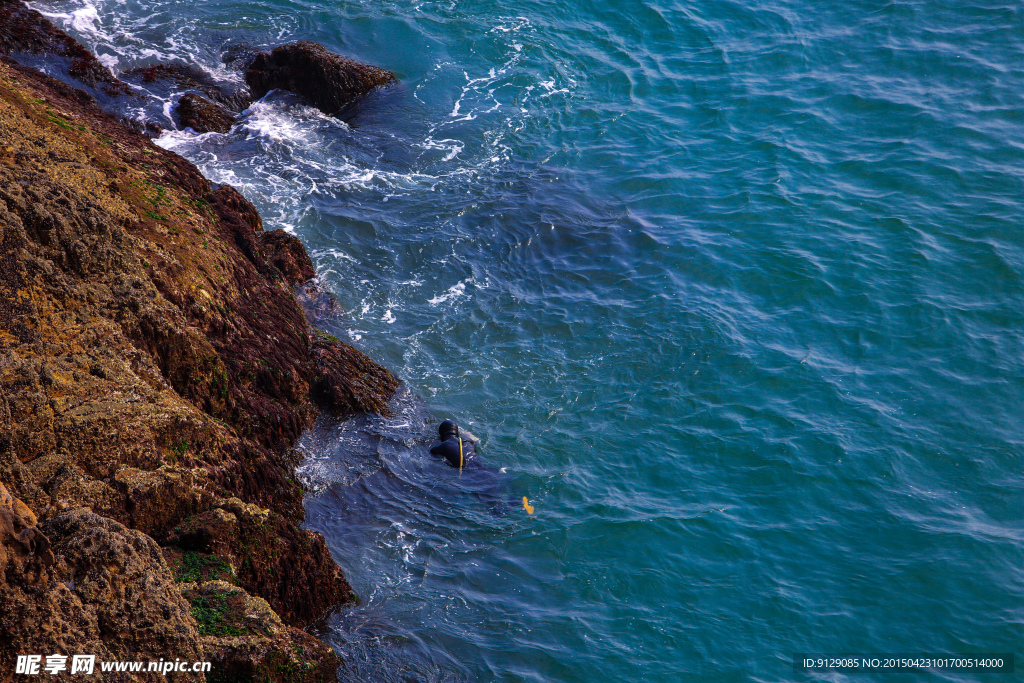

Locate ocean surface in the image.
[31,0,1024,679]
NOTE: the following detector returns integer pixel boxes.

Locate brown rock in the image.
[0,509,204,679]
[0,28,399,674]
[174,93,236,134]
[312,333,400,417]
[123,63,252,112]
[0,481,51,570]
[108,466,216,541]
[246,40,394,116]
[169,498,352,628]
[168,506,239,557]
[0,0,130,96]
[185,580,341,682]
[262,229,316,285]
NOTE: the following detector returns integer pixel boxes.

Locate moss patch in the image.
[185,588,248,637]
[165,548,236,584]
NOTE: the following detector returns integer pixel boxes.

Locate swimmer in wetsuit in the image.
[429,420,516,514]
[429,419,478,468]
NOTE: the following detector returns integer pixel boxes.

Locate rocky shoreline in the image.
[0,5,399,681]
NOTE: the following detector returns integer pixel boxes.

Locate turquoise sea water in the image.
[34,0,1024,679]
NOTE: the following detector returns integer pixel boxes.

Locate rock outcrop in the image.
[246,41,395,116]
[122,41,395,134]
[0,507,205,673]
[182,580,340,682]
[0,0,130,96]
[174,93,235,134]
[0,45,397,681]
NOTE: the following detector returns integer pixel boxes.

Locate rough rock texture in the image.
[262,229,316,285]
[123,63,252,113]
[312,335,398,416]
[173,94,236,134]
[168,498,352,628]
[183,580,340,683]
[0,500,203,681]
[0,51,398,680]
[0,0,130,96]
[246,41,395,116]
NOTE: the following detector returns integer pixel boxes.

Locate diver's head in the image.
[438,419,458,438]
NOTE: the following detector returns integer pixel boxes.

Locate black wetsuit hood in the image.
[438,419,458,438]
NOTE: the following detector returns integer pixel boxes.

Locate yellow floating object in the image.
[522,497,534,515]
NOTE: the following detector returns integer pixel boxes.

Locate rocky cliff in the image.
[0,29,398,681]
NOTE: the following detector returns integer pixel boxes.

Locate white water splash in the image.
[428,280,469,306]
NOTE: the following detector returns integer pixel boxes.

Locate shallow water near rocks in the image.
[35,0,1024,679]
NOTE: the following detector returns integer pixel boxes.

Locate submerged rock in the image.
[221,43,261,71]
[0,0,130,96]
[175,93,236,133]
[246,40,395,116]
[123,62,252,112]
[296,281,340,324]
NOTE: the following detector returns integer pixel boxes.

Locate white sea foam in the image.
[428,280,469,306]
[419,136,465,162]
[34,0,578,240]
[27,6,72,20]
[240,98,337,144]
[488,16,531,34]
[312,248,358,264]
[69,5,101,34]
